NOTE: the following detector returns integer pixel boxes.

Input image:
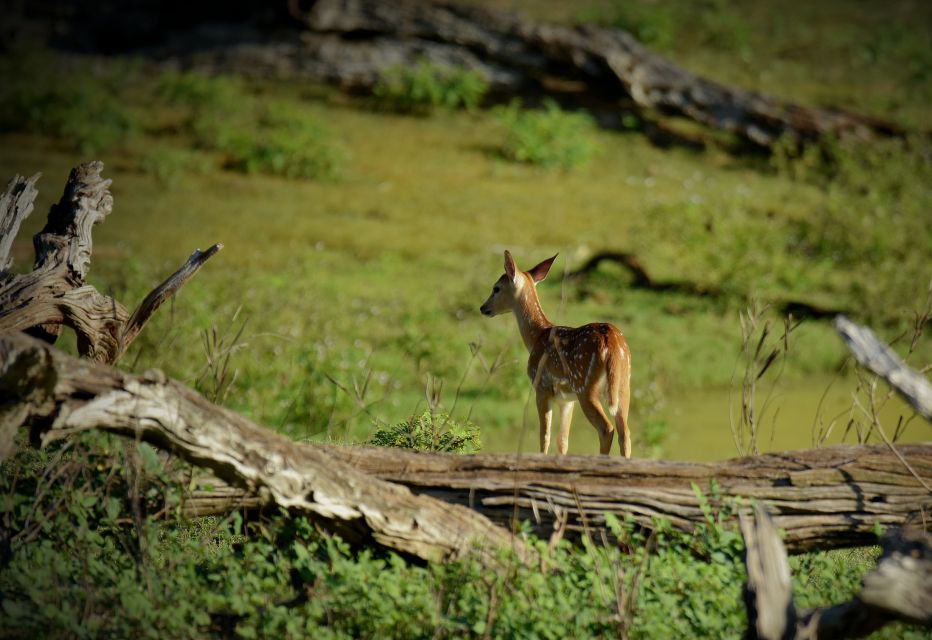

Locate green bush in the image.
[373,60,488,114]
[139,146,212,184]
[368,411,481,453]
[769,135,931,321]
[155,69,243,111]
[496,99,598,169]
[2,435,925,639]
[151,70,345,180]
[0,47,137,153]
[227,101,345,180]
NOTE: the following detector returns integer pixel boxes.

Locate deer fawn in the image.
[480,251,632,457]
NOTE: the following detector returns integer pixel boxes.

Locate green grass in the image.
[1,2,930,636]
[2,433,926,639]
[0,2,929,457]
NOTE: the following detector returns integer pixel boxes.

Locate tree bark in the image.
[0,331,529,567]
[0,162,221,363]
[320,440,932,553]
[742,503,931,639]
[196,442,932,553]
[3,330,928,555]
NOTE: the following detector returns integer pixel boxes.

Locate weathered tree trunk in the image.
[0,162,221,364]
[3,330,928,555]
[285,0,900,146]
[0,331,529,567]
[319,441,931,553]
[742,503,931,639]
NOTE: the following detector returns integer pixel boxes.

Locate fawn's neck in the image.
[512,281,552,352]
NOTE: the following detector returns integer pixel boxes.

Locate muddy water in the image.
[480,376,931,461]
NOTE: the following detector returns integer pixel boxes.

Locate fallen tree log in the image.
[3,331,928,554]
[0,162,221,364]
[314,441,932,553]
[287,0,900,147]
[742,503,931,639]
[0,331,529,567]
[12,1,905,147]
[95,0,904,148]
[182,440,932,554]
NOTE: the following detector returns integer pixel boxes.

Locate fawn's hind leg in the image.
[578,392,615,455]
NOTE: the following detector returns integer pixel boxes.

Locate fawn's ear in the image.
[528,254,558,283]
[504,250,517,281]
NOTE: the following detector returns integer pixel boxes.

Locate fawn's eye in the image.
[493,286,501,293]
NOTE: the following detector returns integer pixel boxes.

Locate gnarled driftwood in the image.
[0,162,221,364]
[742,503,931,639]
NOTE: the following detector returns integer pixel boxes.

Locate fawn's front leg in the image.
[556,401,574,455]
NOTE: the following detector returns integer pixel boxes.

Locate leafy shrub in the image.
[152,70,345,180]
[155,69,243,111]
[373,60,488,114]
[368,411,481,453]
[226,101,345,180]
[496,99,598,169]
[580,1,680,50]
[2,435,925,639]
[139,146,212,184]
[770,134,931,321]
[0,47,137,153]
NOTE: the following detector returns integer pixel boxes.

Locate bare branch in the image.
[117,243,224,359]
[834,315,932,420]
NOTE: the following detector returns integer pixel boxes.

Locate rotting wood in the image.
[0,162,222,364]
[0,331,530,567]
[567,250,717,294]
[742,503,931,639]
[2,329,927,554]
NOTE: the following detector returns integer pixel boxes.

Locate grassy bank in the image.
[1,1,930,637]
[1,37,929,454]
